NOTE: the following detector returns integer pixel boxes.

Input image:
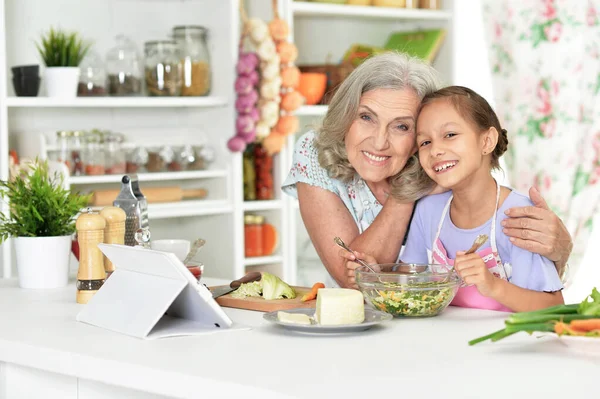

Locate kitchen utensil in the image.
[355,263,460,317]
[465,234,488,255]
[263,308,392,334]
[183,238,206,265]
[333,236,378,273]
[112,175,145,246]
[92,186,208,206]
[213,285,317,312]
[211,271,263,299]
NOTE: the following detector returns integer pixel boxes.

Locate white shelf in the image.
[4,96,228,108]
[69,169,228,185]
[147,200,232,219]
[242,200,283,211]
[292,1,452,20]
[244,255,284,266]
[296,105,328,116]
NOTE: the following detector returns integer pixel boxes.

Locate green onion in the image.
[506,313,597,325]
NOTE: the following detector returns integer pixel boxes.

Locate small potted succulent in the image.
[0,160,89,289]
[36,27,91,97]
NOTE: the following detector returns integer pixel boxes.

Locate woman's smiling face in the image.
[345,88,421,185]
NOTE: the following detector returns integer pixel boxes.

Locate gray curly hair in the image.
[314,52,441,202]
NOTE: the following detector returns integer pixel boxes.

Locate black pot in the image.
[12,75,41,97]
[11,64,40,78]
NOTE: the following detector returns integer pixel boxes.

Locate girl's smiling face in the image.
[416,99,493,189]
[345,88,420,186]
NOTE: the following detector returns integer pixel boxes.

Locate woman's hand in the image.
[501,187,572,272]
[454,251,499,297]
[343,250,377,289]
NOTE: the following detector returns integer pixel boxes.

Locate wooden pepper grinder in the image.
[76,208,107,304]
[100,206,126,277]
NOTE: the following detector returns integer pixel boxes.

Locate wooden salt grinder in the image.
[100,206,126,276]
[76,209,106,304]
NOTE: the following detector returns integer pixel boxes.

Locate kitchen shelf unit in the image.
[4,96,229,108]
[68,169,229,185]
[292,1,452,21]
[278,0,456,286]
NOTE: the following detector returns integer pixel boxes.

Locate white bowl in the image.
[151,239,190,261]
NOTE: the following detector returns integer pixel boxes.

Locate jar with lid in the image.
[78,50,107,96]
[146,148,164,172]
[178,145,196,170]
[243,145,256,201]
[126,146,149,173]
[70,130,85,176]
[55,130,72,171]
[104,132,126,175]
[254,144,274,200]
[106,34,143,96]
[244,214,264,257]
[84,131,106,175]
[172,25,211,96]
[144,40,183,96]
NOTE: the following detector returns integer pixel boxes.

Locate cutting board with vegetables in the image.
[213,286,316,312]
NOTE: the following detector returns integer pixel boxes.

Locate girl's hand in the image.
[454,251,499,297]
[502,187,572,269]
[341,249,377,289]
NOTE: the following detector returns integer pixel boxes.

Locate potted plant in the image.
[36,27,91,98]
[0,160,89,289]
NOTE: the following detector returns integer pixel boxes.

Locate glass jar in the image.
[104,133,126,175]
[172,25,211,96]
[146,148,164,172]
[244,214,264,257]
[84,131,106,175]
[56,130,72,171]
[126,146,149,173]
[106,35,143,96]
[178,145,196,170]
[144,40,183,96]
[243,145,256,201]
[78,50,107,96]
[254,144,274,200]
[419,0,441,9]
[70,130,85,176]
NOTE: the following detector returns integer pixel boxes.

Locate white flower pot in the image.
[14,236,72,289]
[44,67,80,98]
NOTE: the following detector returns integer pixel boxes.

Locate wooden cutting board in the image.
[212,286,316,312]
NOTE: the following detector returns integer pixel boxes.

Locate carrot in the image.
[554,321,587,336]
[569,319,600,332]
[301,282,325,302]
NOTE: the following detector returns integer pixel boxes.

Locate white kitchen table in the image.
[0,277,598,399]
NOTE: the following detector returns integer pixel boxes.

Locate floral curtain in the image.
[481,0,600,285]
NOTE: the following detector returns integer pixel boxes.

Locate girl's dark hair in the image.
[420,85,508,170]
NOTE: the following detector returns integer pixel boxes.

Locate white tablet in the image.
[76,244,232,339]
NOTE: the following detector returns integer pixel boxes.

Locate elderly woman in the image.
[282,52,572,289]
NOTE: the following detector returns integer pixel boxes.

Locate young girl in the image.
[347,86,563,312]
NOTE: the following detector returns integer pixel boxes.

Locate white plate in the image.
[555,335,600,355]
[262,308,392,334]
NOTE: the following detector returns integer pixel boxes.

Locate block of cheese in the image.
[314,288,365,326]
[277,311,312,325]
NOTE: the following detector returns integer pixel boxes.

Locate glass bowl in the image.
[355,263,460,317]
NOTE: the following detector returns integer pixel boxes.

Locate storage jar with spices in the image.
[126,146,149,174]
[106,35,143,96]
[70,130,85,176]
[84,131,106,176]
[172,25,211,96]
[104,133,126,175]
[55,130,72,172]
[144,40,183,96]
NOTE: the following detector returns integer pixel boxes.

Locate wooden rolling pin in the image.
[90,187,208,206]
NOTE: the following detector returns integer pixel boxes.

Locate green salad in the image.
[367,281,455,317]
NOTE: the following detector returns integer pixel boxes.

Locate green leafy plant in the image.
[0,160,90,242]
[35,27,91,67]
